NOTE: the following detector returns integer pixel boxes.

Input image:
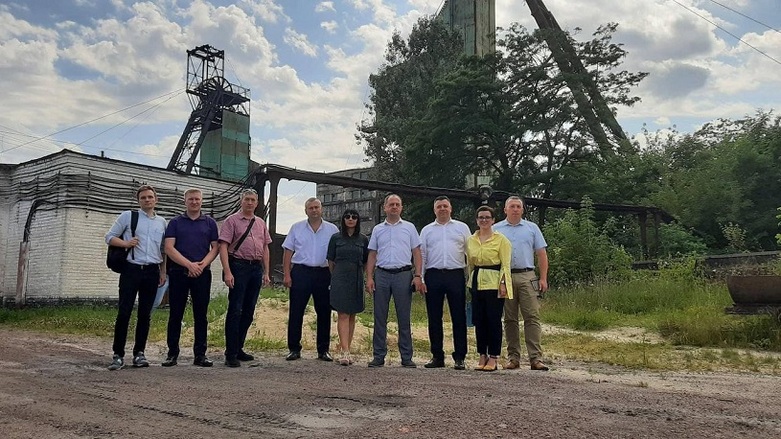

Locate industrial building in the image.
[0,149,244,305]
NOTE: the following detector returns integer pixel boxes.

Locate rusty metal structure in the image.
[167,45,251,176]
[525,0,630,153]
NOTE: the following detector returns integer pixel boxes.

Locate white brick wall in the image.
[1,150,239,302]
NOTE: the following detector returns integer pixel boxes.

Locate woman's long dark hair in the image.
[340,209,361,237]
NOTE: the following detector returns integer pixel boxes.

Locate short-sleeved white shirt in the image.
[282,219,339,267]
[367,219,421,269]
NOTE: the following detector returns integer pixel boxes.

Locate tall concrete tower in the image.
[437,0,496,57]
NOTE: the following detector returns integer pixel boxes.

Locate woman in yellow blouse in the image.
[466,206,513,371]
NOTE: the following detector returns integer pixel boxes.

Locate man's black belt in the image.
[511,268,534,273]
[427,268,465,272]
[127,263,159,270]
[377,265,412,274]
[295,264,329,270]
[229,256,263,266]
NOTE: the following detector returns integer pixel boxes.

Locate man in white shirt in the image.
[365,194,423,368]
[282,197,339,361]
[419,196,471,370]
[104,185,167,370]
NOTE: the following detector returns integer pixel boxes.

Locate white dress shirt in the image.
[420,219,471,272]
[367,219,421,269]
[282,219,339,267]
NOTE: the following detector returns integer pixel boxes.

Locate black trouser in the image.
[224,259,263,359]
[167,269,212,358]
[113,264,159,358]
[472,289,505,356]
[424,268,467,361]
[287,265,331,354]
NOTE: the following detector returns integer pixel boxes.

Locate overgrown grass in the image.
[3,267,779,372]
[544,267,781,352]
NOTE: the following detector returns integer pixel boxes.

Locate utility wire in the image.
[1,88,185,154]
[671,0,781,66]
[76,90,182,146]
[706,0,781,34]
[0,128,172,159]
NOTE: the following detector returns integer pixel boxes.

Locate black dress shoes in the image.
[224,357,241,368]
[285,351,301,361]
[317,352,333,362]
[454,360,466,370]
[161,355,178,367]
[424,358,445,368]
[237,351,254,361]
[367,358,385,368]
[193,356,213,367]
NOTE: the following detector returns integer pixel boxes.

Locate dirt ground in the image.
[1,323,780,439]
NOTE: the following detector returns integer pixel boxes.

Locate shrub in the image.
[543,197,633,286]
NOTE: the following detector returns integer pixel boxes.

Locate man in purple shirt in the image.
[218,188,272,367]
[162,188,220,367]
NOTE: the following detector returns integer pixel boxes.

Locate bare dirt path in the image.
[0,328,779,438]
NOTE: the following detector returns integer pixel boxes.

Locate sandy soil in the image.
[1,323,780,438]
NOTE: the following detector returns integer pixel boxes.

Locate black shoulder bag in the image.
[231,218,256,255]
[106,210,139,273]
[223,218,256,282]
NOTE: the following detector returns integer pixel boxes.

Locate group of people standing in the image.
[106,186,549,372]
[106,186,270,370]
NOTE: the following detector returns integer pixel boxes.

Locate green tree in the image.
[358,17,464,183]
[646,112,781,250]
[359,21,648,200]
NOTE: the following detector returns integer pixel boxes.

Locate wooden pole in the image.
[15,242,29,307]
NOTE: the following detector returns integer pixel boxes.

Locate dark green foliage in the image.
[646,113,781,251]
[543,197,633,285]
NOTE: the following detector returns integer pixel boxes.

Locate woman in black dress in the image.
[327,209,369,365]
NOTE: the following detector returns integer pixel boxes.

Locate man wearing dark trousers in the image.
[162,188,220,367]
[219,188,272,367]
[282,197,339,361]
[420,196,471,370]
[105,185,167,370]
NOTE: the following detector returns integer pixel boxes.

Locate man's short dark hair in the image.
[136,185,157,200]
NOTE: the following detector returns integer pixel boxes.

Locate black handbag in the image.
[106,210,139,273]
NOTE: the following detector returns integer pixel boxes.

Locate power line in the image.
[706,0,781,34]
[1,88,185,154]
[0,127,172,159]
[76,90,182,146]
[671,0,781,67]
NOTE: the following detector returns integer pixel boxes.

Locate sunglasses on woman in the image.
[343,214,359,220]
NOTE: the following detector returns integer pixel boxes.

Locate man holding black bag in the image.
[104,185,167,370]
[218,188,272,367]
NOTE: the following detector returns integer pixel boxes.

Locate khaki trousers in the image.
[503,270,542,362]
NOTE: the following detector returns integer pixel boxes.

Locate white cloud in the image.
[315,2,336,13]
[283,28,318,57]
[239,0,288,23]
[321,20,338,34]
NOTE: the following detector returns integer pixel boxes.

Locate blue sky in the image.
[0,0,779,230]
